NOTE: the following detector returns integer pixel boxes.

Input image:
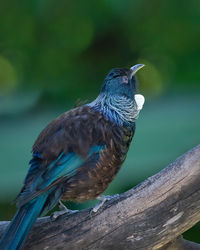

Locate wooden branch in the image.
[0,144,200,249]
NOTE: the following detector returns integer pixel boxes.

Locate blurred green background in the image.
[0,0,200,244]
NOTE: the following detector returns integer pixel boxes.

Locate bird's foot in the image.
[91,194,119,214]
[50,201,78,221]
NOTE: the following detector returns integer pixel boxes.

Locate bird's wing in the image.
[16,106,108,207]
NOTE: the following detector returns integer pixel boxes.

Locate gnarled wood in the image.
[0,144,200,249]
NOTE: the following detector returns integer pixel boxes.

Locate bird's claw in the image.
[90,194,119,215]
[50,209,79,221]
[50,201,79,221]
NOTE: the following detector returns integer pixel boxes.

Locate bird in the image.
[0,64,145,250]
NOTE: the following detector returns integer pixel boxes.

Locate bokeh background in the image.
[0,0,200,243]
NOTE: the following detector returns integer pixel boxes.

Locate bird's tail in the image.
[0,194,47,250]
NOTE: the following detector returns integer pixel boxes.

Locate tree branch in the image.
[0,144,200,249]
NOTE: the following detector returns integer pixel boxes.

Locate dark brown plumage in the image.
[31,106,134,203]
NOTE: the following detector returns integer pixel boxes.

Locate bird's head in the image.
[88,64,145,125]
[101,64,145,111]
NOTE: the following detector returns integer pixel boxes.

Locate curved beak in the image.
[130,64,145,77]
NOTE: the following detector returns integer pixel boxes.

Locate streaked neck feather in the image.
[88,94,140,126]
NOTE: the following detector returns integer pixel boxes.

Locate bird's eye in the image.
[121,76,129,84]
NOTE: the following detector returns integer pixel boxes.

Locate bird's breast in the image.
[62,125,134,202]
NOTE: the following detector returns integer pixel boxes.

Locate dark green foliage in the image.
[0,0,200,101]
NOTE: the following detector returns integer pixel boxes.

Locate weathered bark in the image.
[0,144,200,250]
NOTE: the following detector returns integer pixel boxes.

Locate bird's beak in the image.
[130,64,145,77]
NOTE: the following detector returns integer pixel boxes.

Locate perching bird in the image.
[0,64,145,250]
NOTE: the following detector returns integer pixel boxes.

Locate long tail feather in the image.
[0,194,47,250]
